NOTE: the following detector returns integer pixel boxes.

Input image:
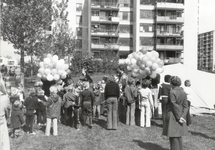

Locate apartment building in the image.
[198,30,215,72]
[72,0,184,63]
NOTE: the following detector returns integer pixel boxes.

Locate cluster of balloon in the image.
[37,54,70,84]
[122,49,164,79]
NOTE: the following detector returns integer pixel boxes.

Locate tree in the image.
[1,0,53,87]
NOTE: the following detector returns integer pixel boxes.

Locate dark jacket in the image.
[63,92,76,108]
[37,95,46,111]
[163,87,189,137]
[104,81,120,100]
[10,107,24,129]
[80,89,94,106]
[24,95,38,111]
[41,95,62,119]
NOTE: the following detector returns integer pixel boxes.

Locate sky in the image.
[1,0,215,61]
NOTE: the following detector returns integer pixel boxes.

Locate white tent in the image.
[161,63,215,114]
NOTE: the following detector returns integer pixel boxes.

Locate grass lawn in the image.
[8,75,215,150]
[9,114,215,150]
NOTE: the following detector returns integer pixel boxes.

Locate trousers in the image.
[107,97,118,129]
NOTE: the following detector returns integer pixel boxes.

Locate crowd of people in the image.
[0,68,192,150]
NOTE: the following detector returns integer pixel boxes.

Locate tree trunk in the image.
[20,48,25,90]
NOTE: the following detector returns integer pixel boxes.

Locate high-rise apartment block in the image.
[198,30,215,72]
[71,0,185,63]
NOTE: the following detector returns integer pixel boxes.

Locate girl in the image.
[139,79,154,127]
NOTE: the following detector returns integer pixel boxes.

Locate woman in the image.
[0,73,11,150]
[162,76,188,150]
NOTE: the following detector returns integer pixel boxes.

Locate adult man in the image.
[104,75,120,130]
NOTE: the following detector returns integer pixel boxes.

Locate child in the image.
[36,87,47,126]
[74,88,81,130]
[158,74,172,127]
[10,100,25,138]
[62,85,76,126]
[124,78,137,126]
[139,79,153,127]
[24,88,38,134]
[183,79,192,126]
[93,83,101,119]
[39,85,62,136]
[79,83,94,129]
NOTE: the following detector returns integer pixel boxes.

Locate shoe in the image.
[26,132,29,134]
[30,132,36,135]
[76,129,80,131]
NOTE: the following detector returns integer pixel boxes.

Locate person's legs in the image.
[140,105,145,127]
[169,137,181,150]
[145,102,151,127]
[151,88,159,118]
[53,118,58,136]
[42,110,47,124]
[37,110,42,124]
[97,105,101,118]
[107,98,113,129]
[45,118,51,136]
[29,115,35,133]
[130,102,136,125]
[126,104,130,125]
[112,98,118,129]
[93,105,96,118]
[179,137,183,150]
[25,115,30,132]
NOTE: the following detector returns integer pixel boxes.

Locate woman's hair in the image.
[164,75,171,83]
[127,78,134,85]
[142,79,149,88]
[170,76,181,87]
[108,75,115,82]
[184,80,191,87]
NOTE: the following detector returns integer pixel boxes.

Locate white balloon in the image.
[51,69,58,75]
[37,73,42,78]
[128,53,133,59]
[52,55,59,63]
[44,68,51,75]
[44,58,51,64]
[47,74,54,81]
[131,58,137,65]
[54,74,60,81]
[47,53,52,59]
[38,68,45,74]
[39,62,44,68]
[58,69,63,75]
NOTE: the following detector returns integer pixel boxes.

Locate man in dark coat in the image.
[162,76,188,150]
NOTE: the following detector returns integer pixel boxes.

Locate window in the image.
[76,3,82,12]
[140,0,156,5]
[120,12,133,21]
[76,16,82,25]
[140,10,154,19]
[76,27,82,36]
[76,40,82,49]
[8,61,14,65]
[140,23,154,32]
[140,37,154,46]
[92,10,99,16]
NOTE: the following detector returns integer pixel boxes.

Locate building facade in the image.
[72,0,185,63]
[198,30,215,72]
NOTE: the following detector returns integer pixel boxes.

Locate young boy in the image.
[93,84,101,119]
[183,79,192,126]
[39,85,62,136]
[79,83,94,129]
[24,88,38,134]
[62,85,76,126]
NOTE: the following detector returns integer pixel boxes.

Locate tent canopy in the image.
[161,63,215,114]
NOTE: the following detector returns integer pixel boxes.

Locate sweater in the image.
[104,81,120,100]
[24,95,38,110]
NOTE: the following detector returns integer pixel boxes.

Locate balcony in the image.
[91,16,100,21]
[119,32,132,38]
[156,2,184,10]
[91,16,120,24]
[91,2,119,10]
[139,32,154,37]
[91,29,119,37]
[164,57,182,64]
[156,44,183,50]
[156,16,184,23]
[119,45,132,51]
[156,30,182,37]
[91,43,119,49]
